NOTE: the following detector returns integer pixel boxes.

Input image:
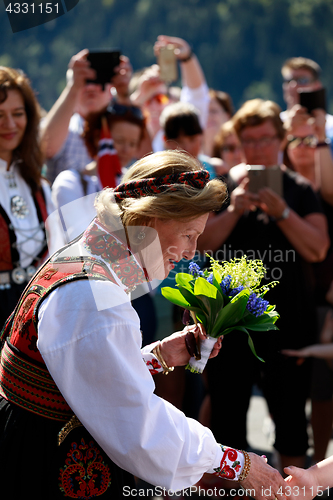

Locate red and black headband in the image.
[113,170,210,202]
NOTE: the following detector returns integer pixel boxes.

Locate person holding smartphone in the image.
[40,49,133,184]
[283,105,333,466]
[280,57,333,153]
[130,35,210,154]
[198,98,329,475]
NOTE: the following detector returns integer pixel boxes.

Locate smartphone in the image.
[247,165,283,197]
[86,49,121,88]
[158,45,178,83]
[298,87,326,113]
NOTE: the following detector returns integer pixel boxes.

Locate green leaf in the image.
[246,323,279,332]
[194,277,217,299]
[210,290,250,337]
[161,287,190,308]
[241,310,279,327]
[175,273,195,290]
[247,333,265,363]
[178,286,203,310]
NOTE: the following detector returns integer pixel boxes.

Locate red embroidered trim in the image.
[82,220,146,292]
[59,438,112,498]
[113,170,210,201]
[146,358,162,375]
[1,256,118,422]
[213,446,241,480]
[0,341,72,421]
[0,212,12,271]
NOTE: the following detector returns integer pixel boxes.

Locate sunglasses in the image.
[146,94,169,105]
[287,135,318,149]
[107,103,144,120]
[283,76,316,85]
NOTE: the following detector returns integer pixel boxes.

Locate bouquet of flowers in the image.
[161,255,279,373]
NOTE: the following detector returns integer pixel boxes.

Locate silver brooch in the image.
[11,195,30,219]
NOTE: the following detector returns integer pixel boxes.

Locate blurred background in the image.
[1,0,333,112]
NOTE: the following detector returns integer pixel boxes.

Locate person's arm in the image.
[154,35,209,127]
[130,64,165,108]
[40,49,96,159]
[284,455,333,500]
[313,109,333,205]
[257,187,329,262]
[282,343,333,359]
[37,280,286,497]
[154,35,205,90]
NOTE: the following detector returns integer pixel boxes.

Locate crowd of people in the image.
[0,35,333,499]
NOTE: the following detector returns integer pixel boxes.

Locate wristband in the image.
[275,206,290,222]
[179,50,193,63]
[316,138,331,148]
[213,445,244,480]
[238,450,251,481]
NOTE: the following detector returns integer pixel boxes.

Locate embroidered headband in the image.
[113,170,210,201]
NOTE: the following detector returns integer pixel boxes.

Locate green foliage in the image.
[161,256,279,363]
[1,0,333,111]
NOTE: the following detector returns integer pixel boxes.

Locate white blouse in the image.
[36,234,226,491]
[0,158,64,267]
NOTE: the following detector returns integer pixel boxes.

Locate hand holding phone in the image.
[157,45,178,83]
[298,87,326,113]
[86,49,121,88]
[247,165,283,197]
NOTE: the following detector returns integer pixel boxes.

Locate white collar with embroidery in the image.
[80,218,147,294]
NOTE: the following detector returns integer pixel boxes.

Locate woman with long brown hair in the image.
[0,66,62,327]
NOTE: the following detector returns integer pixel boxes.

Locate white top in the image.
[181,82,210,129]
[0,158,64,267]
[52,169,100,241]
[36,232,225,491]
[153,83,210,153]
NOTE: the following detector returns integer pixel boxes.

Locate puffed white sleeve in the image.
[37,279,223,491]
[41,178,67,253]
[180,82,210,129]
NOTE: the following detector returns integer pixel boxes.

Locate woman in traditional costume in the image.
[0,150,286,499]
[0,67,62,329]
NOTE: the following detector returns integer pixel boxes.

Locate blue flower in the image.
[206,273,214,284]
[189,262,204,277]
[229,285,245,297]
[220,275,232,294]
[246,293,269,317]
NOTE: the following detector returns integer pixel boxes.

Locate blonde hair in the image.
[95,150,227,229]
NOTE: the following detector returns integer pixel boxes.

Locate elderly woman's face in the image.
[150,214,209,279]
[0,89,27,163]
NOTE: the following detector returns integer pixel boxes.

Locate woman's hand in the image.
[130,64,164,107]
[311,109,327,142]
[229,178,260,216]
[66,49,96,92]
[160,324,222,368]
[284,465,320,500]
[257,187,288,219]
[154,35,192,61]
